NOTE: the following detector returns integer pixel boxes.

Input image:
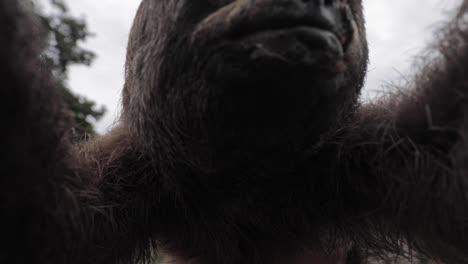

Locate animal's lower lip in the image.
[237,26,345,61]
[230,24,346,47]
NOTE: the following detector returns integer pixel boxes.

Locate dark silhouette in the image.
[1,0,467,263]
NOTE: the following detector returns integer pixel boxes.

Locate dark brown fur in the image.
[1,0,467,264]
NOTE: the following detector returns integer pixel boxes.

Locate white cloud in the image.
[363,0,460,99]
[63,0,461,132]
[65,1,140,133]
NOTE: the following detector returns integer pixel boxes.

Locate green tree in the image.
[36,0,106,137]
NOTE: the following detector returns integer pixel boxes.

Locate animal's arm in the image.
[0,0,83,262]
[325,2,468,261]
[0,2,162,263]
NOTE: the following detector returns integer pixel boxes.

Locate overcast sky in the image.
[61,0,461,133]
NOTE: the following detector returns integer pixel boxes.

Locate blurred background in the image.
[34,0,461,136]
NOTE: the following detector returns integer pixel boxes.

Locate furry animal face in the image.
[123,0,368,165]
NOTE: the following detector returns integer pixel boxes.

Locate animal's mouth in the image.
[228,15,349,49]
[191,0,355,68]
[192,0,355,52]
[231,25,346,65]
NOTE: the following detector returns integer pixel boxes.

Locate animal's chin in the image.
[200,48,347,142]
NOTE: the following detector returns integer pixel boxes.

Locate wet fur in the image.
[1,0,468,264]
